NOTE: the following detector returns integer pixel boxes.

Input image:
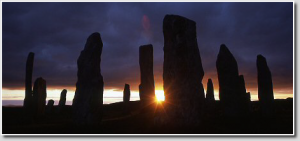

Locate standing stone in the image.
[216,44,248,116]
[72,32,104,126]
[162,15,205,125]
[206,79,215,102]
[246,92,251,111]
[257,55,274,116]
[46,99,55,114]
[123,84,131,102]
[32,77,47,117]
[139,44,155,104]
[24,52,34,109]
[239,75,251,113]
[59,89,67,107]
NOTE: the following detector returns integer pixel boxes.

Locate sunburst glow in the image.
[155,90,165,102]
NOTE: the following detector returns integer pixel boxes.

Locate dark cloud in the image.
[2,2,293,95]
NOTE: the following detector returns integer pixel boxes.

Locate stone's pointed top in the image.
[61,89,67,97]
[124,83,130,88]
[84,32,103,50]
[217,44,238,72]
[257,54,270,71]
[28,52,35,56]
[257,54,264,58]
[257,54,267,63]
[88,32,101,40]
[220,44,228,50]
[36,77,45,82]
[239,75,244,80]
[208,78,212,83]
[219,44,233,56]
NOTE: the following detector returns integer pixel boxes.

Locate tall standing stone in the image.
[72,32,104,126]
[123,84,131,102]
[206,79,215,102]
[216,44,248,116]
[139,44,155,104]
[24,52,34,109]
[257,55,274,116]
[32,77,47,117]
[59,89,67,107]
[162,15,205,125]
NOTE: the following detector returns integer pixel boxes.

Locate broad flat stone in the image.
[162,15,205,125]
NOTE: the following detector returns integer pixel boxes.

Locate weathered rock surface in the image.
[59,89,67,107]
[139,44,155,104]
[257,55,274,116]
[72,32,104,126]
[162,15,205,125]
[206,79,215,102]
[216,44,249,116]
[32,77,47,117]
[123,84,131,102]
[24,52,34,109]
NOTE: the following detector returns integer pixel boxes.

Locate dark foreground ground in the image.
[2,99,293,134]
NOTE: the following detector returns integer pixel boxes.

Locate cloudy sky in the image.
[2,2,293,103]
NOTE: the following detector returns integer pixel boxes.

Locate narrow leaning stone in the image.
[216,44,249,116]
[257,54,274,116]
[24,52,34,109]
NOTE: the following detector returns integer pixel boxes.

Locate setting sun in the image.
[155,90,165,102]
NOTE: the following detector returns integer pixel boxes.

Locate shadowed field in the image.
[2,99,293,134]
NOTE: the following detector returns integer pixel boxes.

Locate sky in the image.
[2,2,293,105]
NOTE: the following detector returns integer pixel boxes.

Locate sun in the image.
[155,90,165,102]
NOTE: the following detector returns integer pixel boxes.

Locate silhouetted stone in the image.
[162,15,205,125]
[72,32,104,126]
[46,99,54,114]
[32,77,47,117]
[257,55,274,116]
[246,92,251,111]
[123,84,131,102]
[206,79,215,102]
[24,52,34,109]
[246,92,251,102]
[216,44,249,116]
[139,44,155,104]
[59,89,67,107]
[239,75,251,113]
